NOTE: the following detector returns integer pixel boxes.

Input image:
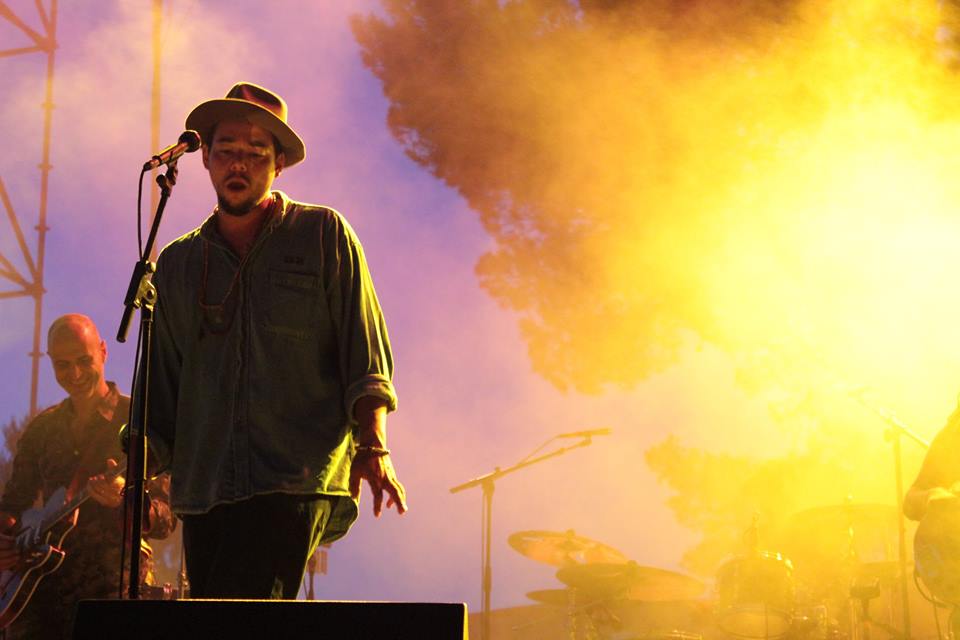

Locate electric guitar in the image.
[914,498,960,605]
[0,465,123,629]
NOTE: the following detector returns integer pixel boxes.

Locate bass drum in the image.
[715,552,795,639]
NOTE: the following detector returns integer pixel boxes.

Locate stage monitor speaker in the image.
[73,599,469,640]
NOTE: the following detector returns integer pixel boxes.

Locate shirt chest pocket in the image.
[263,270,323,340]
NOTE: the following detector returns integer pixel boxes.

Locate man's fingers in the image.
[372,478,384,518]
[351,455,407,516]
[386,480,407,514]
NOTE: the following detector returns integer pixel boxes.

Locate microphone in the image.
[143,130,202,171]
[556,427,612,438]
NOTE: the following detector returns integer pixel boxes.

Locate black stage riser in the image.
[73,599,469,640]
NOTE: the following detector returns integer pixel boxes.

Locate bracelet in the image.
[354,445,390,457]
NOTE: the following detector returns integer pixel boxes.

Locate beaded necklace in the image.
[197,196,278,333]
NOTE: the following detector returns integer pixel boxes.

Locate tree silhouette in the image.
[0,414,30,491]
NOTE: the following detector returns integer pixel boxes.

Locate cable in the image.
[137,168,147,260]
[515,436,557,466]
[915,569,949,607]
[914,570,950,640]
[933,600,944,640]
[118,317,147,599]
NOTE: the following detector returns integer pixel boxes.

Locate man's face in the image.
[202,119,285,216]
[48,324,107,402]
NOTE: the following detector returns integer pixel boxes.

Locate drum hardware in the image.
[850,576,882,615]
[850,574,908,640]
[304,544,329,601]
[177,536,190,600]
[789,604,829,637]
[793,604,850,640]
[524,584,705,640]
[516,587,621,640]
[776,502,903,640]
[513,529,705,640]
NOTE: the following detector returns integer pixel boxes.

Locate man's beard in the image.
[216,193,261,217]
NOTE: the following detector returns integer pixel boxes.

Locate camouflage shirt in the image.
[0,383,175,639]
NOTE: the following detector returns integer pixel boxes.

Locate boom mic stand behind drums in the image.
[449,429,610,640]
[851,391,931,640]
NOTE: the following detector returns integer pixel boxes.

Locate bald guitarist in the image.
[0,315,175,639]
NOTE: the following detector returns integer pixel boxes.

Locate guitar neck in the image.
[40,491,92,536]
[36,467,124,538]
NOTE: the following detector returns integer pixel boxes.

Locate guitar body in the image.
[0,487,79,628]
[914,500,960,604]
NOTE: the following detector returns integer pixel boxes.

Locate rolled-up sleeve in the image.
[144,473,177,539]
[323,213,397,422]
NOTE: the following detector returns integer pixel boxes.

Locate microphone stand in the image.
[115,161,179,599]
[449,435,598,640]
[852,392,930,640]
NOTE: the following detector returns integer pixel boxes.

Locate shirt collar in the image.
[62,381,121,422]
[199,191,288,244]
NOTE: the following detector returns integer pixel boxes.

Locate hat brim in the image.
[185,99,306,167]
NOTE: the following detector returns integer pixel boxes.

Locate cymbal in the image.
[776,503,899,566]
[556,562,705,601]
[787,503,897,529]
[526,589,573,606]
[526,588,647,607]
[508,530,628,566]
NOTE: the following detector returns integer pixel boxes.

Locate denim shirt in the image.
[147,191,396,543]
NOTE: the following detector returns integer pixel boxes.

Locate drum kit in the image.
[508,504,902,640]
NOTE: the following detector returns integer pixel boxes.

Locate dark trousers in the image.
[182,493,331,599]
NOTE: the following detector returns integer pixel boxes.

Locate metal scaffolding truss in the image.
[0,0,58,417]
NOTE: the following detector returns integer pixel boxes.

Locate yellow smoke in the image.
[355,0,960,585]
[357,0,960,404]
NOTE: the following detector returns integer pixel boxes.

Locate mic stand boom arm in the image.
[449,437,595,640]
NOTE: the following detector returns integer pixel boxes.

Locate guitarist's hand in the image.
[0,514,20,570]
[88,459,124,508]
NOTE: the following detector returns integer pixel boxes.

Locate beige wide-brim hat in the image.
[185,82,306,167]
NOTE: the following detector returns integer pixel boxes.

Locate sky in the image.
[0,0,951,623]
